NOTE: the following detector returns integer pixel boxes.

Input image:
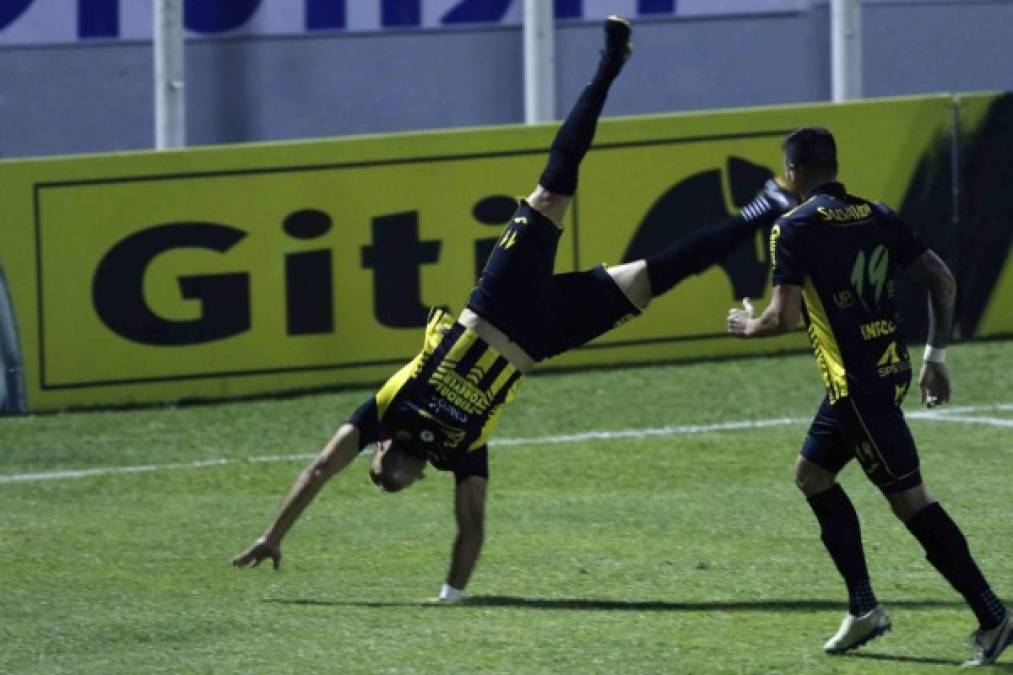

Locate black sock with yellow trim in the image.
[807,484,878,615]
[905,502,1005,629]
[538,19,630,196]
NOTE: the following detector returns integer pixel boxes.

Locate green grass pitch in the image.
[2,341,1011,673]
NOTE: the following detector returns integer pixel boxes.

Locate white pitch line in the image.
[909,403,1013,417]
[0,458,233,484]
[490,417,805,446]
[247,453,315,464]
[1,402,1010,486]
[920,415,1013,428]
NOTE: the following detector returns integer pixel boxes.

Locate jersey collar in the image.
[808,181,847,198]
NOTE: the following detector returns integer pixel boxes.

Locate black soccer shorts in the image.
[801,380,922,494]
[465,200,640,361]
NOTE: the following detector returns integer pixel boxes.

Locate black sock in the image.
[538,50,625,196]
[739,184,793,227]
[645,215,756,297]
[904,502,1006,629]
[807,484,878,615]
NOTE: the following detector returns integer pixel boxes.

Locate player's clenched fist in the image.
[919,361,951,408]
[232,537,282,570]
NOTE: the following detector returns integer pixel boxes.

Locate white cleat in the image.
[963,609,1013,667]
[823,605,892,654]
[437,583,467,604]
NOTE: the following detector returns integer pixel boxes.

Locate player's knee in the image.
[886,483,935,521]
[606,260,652,310]
[527,186,570,225]
[794,456,835,496]
[469,520,486,542]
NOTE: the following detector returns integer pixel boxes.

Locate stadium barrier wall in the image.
[952,94,1013,341]
[0,93,1009,413]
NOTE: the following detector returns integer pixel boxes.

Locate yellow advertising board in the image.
[952,93,1013,339]
[0,95,969,411]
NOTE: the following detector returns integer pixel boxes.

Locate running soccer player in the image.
[727,127,1010,666]
[233,17,795,602]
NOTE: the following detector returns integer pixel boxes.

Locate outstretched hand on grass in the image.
[232,537,282,570]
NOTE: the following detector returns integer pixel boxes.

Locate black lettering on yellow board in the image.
[360,211,442,328]
[5,92,1012,420]
[87,158,785,348]
[92,223,251,345]
[87,196,531,348]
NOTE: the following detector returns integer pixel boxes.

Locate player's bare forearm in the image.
[262,424,361,544]
[907,250,956,348]
[746,303,791,337]
[233,424,361,569]
[905,250,956,407]
[447,476,487,590]
[925,291,955,349]
[906,250,956,347]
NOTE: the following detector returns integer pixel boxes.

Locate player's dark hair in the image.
[369,443,407,492]
[369,441,427,492]
[783,127,838,174]
[369,464,404,492]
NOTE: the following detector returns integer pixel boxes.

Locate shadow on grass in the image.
[847,652,1013,670]
[844,652,961,668]
[263,596,966,613]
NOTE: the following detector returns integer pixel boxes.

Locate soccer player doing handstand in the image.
[233,17,795,601]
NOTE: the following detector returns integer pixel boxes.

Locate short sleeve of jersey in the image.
[874,203,927,266]
[347,397,381,451]
[770,220,805,286]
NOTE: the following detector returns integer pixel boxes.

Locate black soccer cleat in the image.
[603,15,633,64]
[964,608,1013,667]
[739,178,797,224]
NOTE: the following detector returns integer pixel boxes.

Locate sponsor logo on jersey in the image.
[877,361,911,378]
[833,289,856,309]
[817,203,873,223]
[860,319,898,341]
[430,363,492,415]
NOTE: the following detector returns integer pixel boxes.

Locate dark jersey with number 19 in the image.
[770,182,927,404]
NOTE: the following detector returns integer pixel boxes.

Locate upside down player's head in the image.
[782,126,838,199]
[369,439,427,492]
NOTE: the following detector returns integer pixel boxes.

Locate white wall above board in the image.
[0,0,809,46]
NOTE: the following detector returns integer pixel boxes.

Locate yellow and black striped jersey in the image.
[770,183,927,403]
[349,308,522,467]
